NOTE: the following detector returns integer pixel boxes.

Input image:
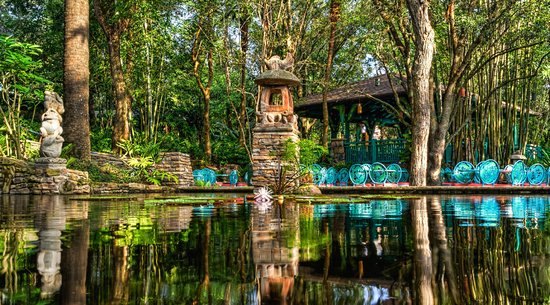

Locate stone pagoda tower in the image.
[252,53,300,187]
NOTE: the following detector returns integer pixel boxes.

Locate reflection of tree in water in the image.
[294,201,410,304]
[1,195,28,297]
[411,197,434,305]
[442,196,550,304]
[193,218,211,304]
[252,200,300,304]
[428,196,459,304]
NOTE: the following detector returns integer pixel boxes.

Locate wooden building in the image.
[295,74,451,165]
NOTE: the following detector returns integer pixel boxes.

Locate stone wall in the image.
[154,152,194,187]
[0,157,90,195]
[91,151,194,188]
[0,151,194,194]
[91,182,166,194]
[251,130,300,187]
[330,138,345,163]
[91,152,130,169]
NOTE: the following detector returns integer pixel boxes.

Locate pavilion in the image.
[295,74,453,165]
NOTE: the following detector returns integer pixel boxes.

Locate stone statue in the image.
[264,53,294,71]
[39,91,64,158]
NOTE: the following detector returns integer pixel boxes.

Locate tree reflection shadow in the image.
[411,196,434,305]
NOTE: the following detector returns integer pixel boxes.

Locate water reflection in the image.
[252,199,299,304]
[36,196,65,298]
[1,195,550,304]
[442,196,550,304]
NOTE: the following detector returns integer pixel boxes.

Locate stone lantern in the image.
[252,53,300,187]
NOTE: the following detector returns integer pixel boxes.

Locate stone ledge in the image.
[319,185,550,195]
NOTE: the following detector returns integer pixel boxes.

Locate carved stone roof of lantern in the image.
[255,70,300,87]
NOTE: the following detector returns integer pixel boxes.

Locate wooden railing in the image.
[344,139,406,164]
[343,139,454,165]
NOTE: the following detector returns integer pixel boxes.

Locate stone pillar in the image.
[33,158,89,194]
[252,55,301,187]
[252,129,300,186]
[330,138,346,163]
[33,158,68,194]
[154,152,194,187]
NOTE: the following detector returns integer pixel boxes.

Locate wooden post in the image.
[371,139,377,163]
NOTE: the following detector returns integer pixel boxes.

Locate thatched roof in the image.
[297,74,406,107]
[295,74,407,121]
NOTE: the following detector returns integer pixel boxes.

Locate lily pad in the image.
[70,196,141,202]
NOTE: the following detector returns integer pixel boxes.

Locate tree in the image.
[238,4,250,148]
[0,36,48,159]
[372,0,434,185]
[191,10,215,162]
[321,0,340,149]
[371,0,548,184]
[406,0,434,186]
[426,0,538,184]
[93,0,134,153]
[63,0,91,160]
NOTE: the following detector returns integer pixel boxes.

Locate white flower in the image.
[254,186,273,212]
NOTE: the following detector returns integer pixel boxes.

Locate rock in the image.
[295,183,322,195]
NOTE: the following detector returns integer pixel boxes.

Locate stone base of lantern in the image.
[251,126,300,188]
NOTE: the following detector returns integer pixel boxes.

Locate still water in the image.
[0,194,549,304]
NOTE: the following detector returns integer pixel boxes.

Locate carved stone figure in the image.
[39,91,65,158]
[264,53,294,71]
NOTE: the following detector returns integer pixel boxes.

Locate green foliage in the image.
[299,139,328,167]
[2,0,549,171]
[116,134,161,160]
[70,153,177,187]
[91,128,113,153]
[533,148,550,168]
[70,160,135,183]
[212,140,249,167]
[194,179,212,187]
[269,139,327,194]
[126,156,179,186]
[0,35,49,159]
[282,138,327,166]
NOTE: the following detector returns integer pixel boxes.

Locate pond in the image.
[1,194,549,304]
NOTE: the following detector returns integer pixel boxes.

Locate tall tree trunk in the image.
[63,0,91,160]
[192,22,214,162]
[107,33,132,151]
[321,0,340,149]
[238,12,249,147]
[427,86,456,185]
[406,0,434,186]
[93,0,133,153]
[202,60,212,161]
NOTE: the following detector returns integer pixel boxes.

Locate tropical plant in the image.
[126,156,178,186]
[0,35,49,159]
[533,147,550,168]
[116,135,161,161]
[270,139,327,194]
[194,179,212,187]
